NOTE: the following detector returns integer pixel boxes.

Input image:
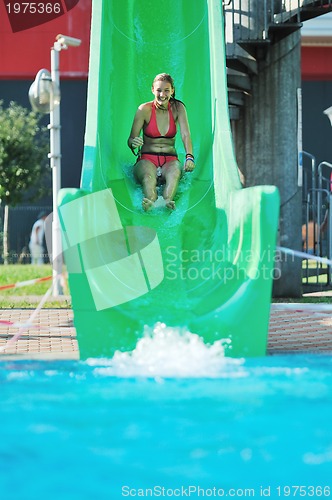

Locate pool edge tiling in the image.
[0,309,79,360]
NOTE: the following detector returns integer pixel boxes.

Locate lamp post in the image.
[29,34,81,296]
[323,106,332,126]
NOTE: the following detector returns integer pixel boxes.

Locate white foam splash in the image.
[88,322,244,378]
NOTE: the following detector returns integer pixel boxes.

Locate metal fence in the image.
[302,151,332,287]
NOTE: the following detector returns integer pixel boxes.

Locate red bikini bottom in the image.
[138,152,178,168]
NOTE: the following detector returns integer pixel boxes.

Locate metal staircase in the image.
[224,0,332,120]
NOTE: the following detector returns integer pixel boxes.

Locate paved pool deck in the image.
[0,302,332,360]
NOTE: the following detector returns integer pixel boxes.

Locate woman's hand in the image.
[131,136,144,149]
[184,154,195,172]
[184,159,195,172]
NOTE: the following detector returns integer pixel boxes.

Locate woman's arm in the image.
[177,103,195,172]
[128,106,145,152]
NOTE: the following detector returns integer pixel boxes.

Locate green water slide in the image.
[58,0,280,359]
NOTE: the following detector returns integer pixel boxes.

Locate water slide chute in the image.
[58,0,280,359]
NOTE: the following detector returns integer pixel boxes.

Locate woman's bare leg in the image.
[161,160,182,210]
[133,160,158,211]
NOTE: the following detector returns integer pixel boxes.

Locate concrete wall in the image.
[234,31,303,297]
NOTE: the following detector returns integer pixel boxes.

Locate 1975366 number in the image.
[276,486,331,497]
[6,3,62,15]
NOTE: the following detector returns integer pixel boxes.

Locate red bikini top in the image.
[144,101,177,139]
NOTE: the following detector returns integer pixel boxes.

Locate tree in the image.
[0,100,50,264]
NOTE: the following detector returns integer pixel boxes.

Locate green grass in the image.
[273,296,332,304]
[0,264,71,308]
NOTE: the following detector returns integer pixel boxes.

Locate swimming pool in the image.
[0,327,331,500]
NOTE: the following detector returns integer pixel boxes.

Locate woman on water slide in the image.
[128,73,195,211]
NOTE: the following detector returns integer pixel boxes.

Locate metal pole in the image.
[49,45,63,296]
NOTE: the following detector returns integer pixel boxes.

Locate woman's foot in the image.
[142,198,155,211]
[165,200,176,210]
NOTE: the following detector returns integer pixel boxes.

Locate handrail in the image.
[301,150,316,191]
[302,159,332,286]
[224,0,332,43]
[317,162,332,244]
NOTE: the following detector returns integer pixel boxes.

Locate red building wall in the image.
[302,46,332,81]
[0,0,91,79]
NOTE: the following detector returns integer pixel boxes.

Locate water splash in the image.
[87,322,244,378]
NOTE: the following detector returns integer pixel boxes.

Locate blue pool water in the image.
[0,327,331,500]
